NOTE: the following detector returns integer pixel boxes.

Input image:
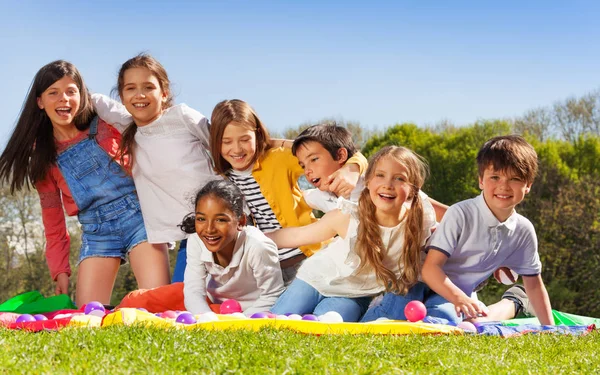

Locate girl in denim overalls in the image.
[0,61,170,307]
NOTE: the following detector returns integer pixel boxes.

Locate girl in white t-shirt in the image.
[181,179,285,315]
[93,54,219,283]
[267,146,436,322]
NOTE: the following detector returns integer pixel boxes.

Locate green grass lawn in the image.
[1,327,598,374]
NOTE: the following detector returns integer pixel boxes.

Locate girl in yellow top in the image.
[209,99,366,284]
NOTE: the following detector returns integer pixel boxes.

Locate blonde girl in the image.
[209,100,366,284]
[267,146,436,321]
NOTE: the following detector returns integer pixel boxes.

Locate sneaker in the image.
[502,285,534,317]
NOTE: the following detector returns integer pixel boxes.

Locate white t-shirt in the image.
[183,226,285,315]
[297,198,436,297]
[93,94,220,243]
[428,193,541,296]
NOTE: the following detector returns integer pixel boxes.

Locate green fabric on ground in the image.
[0,291,76,314]
[503,310,600,326]
[0,291,44,312]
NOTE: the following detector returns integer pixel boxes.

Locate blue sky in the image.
[1,1,599,142]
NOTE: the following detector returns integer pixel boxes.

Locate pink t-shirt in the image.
[35,118,130,280]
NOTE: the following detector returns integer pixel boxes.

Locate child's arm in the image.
[265,209,349,249]
[245,236,286,315]
[422,250,488,319]
[183,236,212,314]
[91,93,133,132]
[522,275,554,325]
[35,175,71,295]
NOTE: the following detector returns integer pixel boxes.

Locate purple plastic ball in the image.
[16,314,36,323]
[33,314,48,321]
[302,314,319,321]
[137,308,148,312]
[250,312,270,319]
[175,312,197,324]
[84,301,106,315]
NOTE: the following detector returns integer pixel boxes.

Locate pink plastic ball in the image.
[161,310,178,319]
[84,301,105,315]
[220,299,243,314]
[404,300,427,322]
[458,321,478,332]
[16,314,36,323]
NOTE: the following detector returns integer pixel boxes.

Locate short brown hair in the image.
[476,135,538,184]
[210,99,272,174]
[291,123,357,160]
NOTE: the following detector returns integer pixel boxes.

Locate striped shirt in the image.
[227,168,303,261]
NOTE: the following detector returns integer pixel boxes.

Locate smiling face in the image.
[195,195,245,261]
[36,76,81,131]
[120,67,167,126]
[220,122,257,171]
[366,156,414,225]
[478,165,532,222]
[296,141,346,191]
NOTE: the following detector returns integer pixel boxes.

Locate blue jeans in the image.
[360,282,460,324]
[171,239,187,283]
[270,279,372,322]
[57,117,148,264]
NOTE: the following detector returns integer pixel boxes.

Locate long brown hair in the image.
[209,99,272,174]
[0,60,95,192]
[355,146,429,294]
[115,53,174,168]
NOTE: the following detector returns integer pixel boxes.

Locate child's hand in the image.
[326,167,359,199]
[55,273,70,296]
[453,295,489,319]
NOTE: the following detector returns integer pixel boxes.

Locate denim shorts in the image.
[78,194,148,265]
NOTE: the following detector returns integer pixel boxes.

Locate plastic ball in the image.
[220,299,243,314]
[229,312,247,319]
[376,317,390,321]
[84,301,106,315]
[196,312,218,322]
[250,312,270,319]
[458,321,478,332]
[176,312,197,324]
[404,300,427,322]
[33,314,48,321]
[161,310,178,319]
[287,314,302,320]
[318,311,344,323]
[16,314,36,323]
[136,308,148,312]
[275,314,289,320]
[302,314,319,321]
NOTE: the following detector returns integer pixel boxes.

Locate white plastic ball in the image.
[287,314,302,320]
[318,311,344,323]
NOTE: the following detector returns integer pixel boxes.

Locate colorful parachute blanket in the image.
[0,291,597,337]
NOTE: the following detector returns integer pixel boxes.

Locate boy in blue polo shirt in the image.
[422,135,553,325]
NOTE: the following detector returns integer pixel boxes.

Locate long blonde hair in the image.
[355,146,429,294]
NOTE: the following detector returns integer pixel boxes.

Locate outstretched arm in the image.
[325,152,368,199]
[265,209,349,249]
[91,93,133,132]
[522,274,554,325]
[422,249,488,319]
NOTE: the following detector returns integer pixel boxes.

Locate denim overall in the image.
[56,117,147,263]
